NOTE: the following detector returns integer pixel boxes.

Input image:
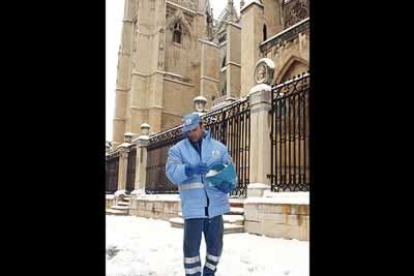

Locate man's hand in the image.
[184,162,209,177]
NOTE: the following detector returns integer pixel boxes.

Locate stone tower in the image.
[112,0,220,147]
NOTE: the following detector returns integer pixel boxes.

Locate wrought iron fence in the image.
[126,145,137,193]
[145,98,250,197]
[203,98,250,197]
[106,152,120,194]
[145,125,183,194]
[268,72,310,192]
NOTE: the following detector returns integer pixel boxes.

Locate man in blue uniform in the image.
[166,113,237,276]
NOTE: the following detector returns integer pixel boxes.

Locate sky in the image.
[106,0,248,141]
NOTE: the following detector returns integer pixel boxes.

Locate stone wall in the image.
[244,187,310,241]
[106,195,115,209]
[244,201,309,241]
[243,192,309,241]
[129,195,182,221]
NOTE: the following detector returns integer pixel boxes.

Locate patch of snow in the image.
[249,83,272,95]
[245,192,309,205]
[248,183,270,189]
[118,142,131,148]
[106,215,309,276]
[223,215,244,222]
[133,194,180,202]
[229,207,244,213]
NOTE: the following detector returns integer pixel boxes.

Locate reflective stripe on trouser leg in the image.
[206,253,220,262]
[184,255,202,275]
[184,255,201,264]
[184,218,204,276]
[204,253,221,272]
[205,253,220,273]
[184,263,202,275]
[203,215,224,276]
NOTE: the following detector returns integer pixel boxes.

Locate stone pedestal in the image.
[247,183,271,197]
[248,84,272,185]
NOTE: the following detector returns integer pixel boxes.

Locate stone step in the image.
[169,217,184,228]
[229,198,244,208]
[226,207,244,215]
[223,215,244,225]
[117,201,130,207]
[169,217,244,234]
[106,209,128,216]
[223,224,245,234]
[229,202,244,208]
[111,205,129,211]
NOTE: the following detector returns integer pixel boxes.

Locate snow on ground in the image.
[132,194,180,202]
[106,215,309,276]
[245,191,310,205]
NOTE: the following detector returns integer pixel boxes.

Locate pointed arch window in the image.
[173,22,182,44]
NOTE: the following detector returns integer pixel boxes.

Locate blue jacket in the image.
[166,129,236,219]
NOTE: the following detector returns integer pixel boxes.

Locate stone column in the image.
[112,0,136,147]
[248,83,272,187]
[240,0,265,96]
[131,123,151,198]
[199,39,220,111]
[226,22,241,101]
[124,132,134,143]
[114,133,132,201]
[247,183,270,197]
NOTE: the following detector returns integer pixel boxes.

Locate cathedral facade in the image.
[112,0,309,148]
